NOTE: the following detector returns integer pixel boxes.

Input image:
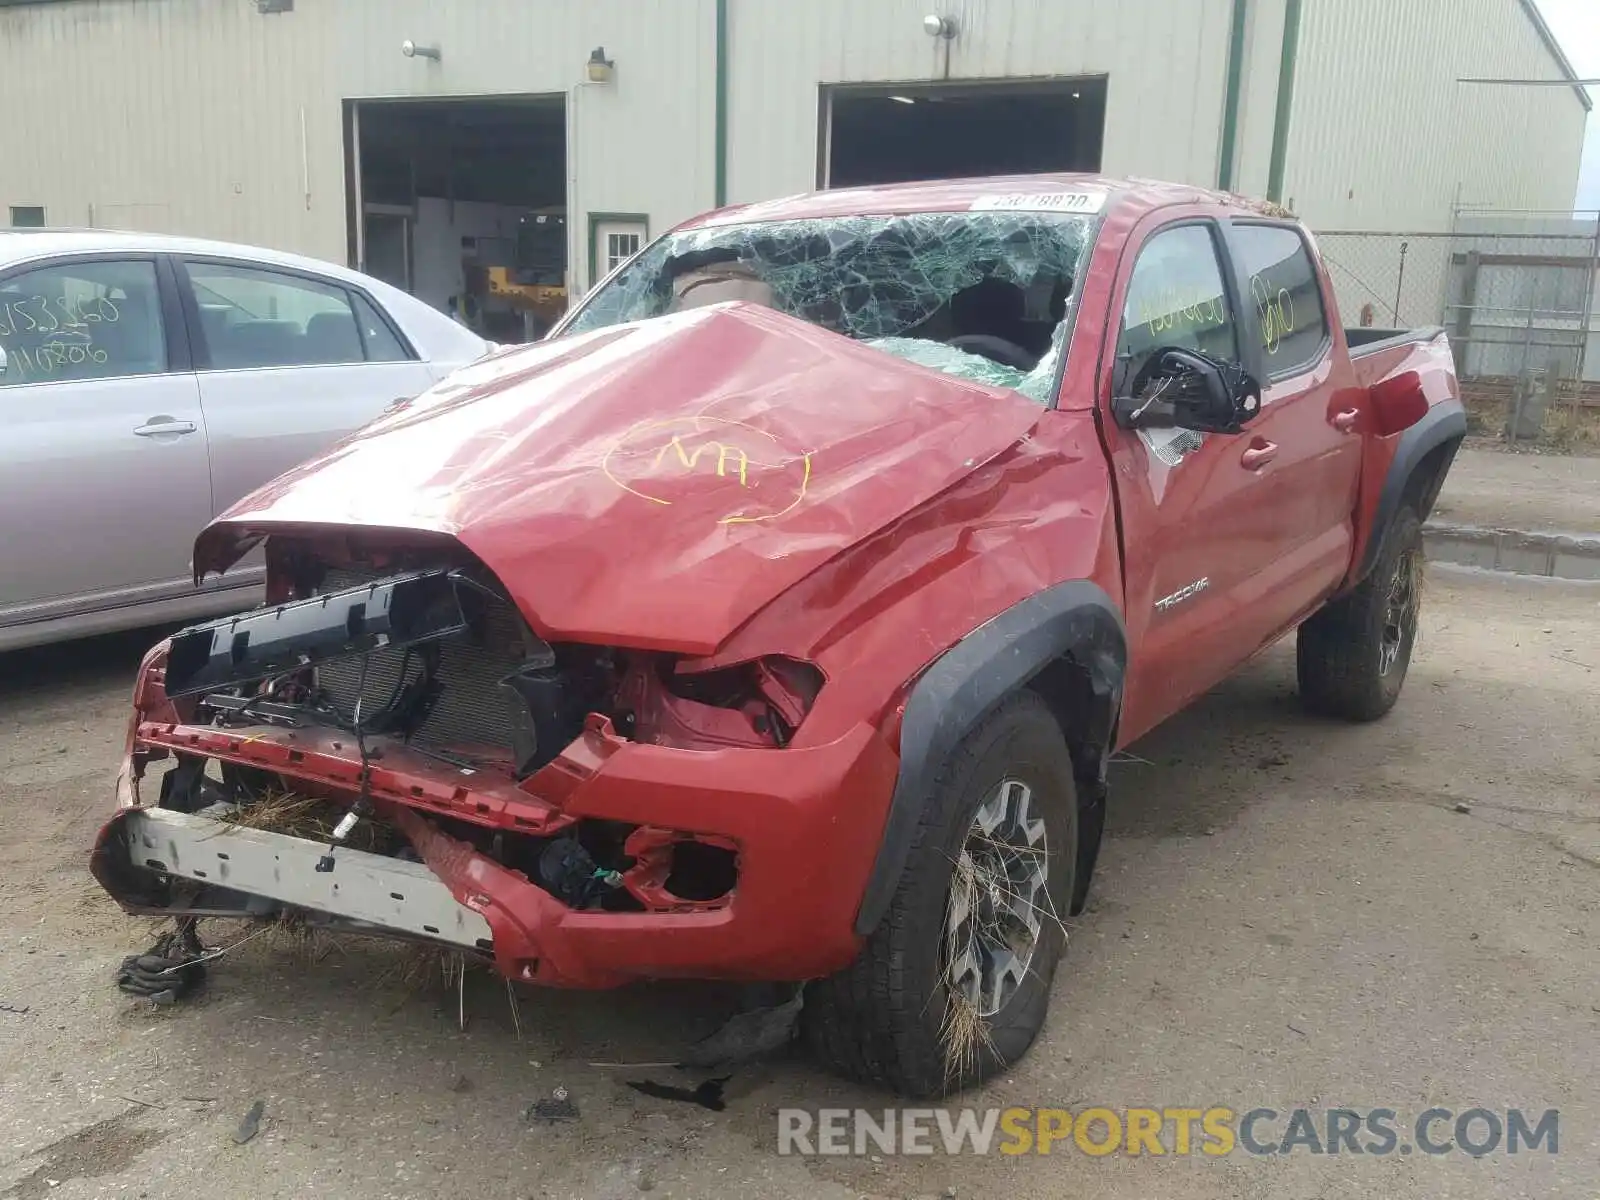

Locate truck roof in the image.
[685,173,1284,229]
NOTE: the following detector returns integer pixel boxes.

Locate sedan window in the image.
[352,292,410,362]
[185,262,405,369]
[0,260,166,386]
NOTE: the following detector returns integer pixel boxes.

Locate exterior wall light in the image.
[587,47,616,83]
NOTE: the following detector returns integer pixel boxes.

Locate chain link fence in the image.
[1316,211,1600,451]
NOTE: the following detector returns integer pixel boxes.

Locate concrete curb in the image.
[1424,521,1600,582]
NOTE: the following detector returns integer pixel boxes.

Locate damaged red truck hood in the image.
[195,302,1046,654]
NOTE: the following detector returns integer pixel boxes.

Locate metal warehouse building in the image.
[0,0,1587,339]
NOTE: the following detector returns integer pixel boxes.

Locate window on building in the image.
[606,231,641,274]
[9,206,46,228]
[0,259,166,385]
[1230,223,1330,374]
[185,261,406,368]
[1118,224,1239,372]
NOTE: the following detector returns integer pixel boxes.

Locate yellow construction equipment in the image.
[470,208,569,339]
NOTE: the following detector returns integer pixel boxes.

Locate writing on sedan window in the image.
[0,294,121,377]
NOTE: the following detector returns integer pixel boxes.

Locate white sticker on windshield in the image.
[970,191,1107,214]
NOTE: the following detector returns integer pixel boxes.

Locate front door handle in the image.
[1241,441,1278,469]
[1333,408,1360,432]
[133,418,197,437]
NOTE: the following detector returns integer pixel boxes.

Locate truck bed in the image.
[1347,325,1453,400]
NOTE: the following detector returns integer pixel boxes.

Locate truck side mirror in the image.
[1113,347,1261,435]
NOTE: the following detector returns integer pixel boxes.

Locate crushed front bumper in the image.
[96,694,899,988]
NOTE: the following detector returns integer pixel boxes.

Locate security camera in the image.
[923,14,956,38]
[401,39,417,57]
[400,39,441,61]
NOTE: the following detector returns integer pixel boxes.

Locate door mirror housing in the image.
[1113,347,1261,434]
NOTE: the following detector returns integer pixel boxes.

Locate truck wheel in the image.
[804,691,1077,1098]
[1297,506,1424,722]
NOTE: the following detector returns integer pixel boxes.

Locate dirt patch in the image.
[4,1113,168,1200]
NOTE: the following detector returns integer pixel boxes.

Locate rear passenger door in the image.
[1222,221,1365,600]
[176,258,437,515]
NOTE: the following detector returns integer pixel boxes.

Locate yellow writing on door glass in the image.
[1251,274,1296,356]
[1132,286,1225,336]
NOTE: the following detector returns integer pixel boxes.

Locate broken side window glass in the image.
[564,211,1099,404]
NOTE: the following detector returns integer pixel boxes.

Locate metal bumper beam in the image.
[122,808,493,951]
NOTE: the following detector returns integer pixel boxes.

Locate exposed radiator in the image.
[315,569,529,752]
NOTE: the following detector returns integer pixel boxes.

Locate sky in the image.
[1535,0,1600,212]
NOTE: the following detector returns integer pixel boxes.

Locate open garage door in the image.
[346,96,567,343]
[822,79,1106,189]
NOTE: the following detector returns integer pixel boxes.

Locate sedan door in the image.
[0,255,213,623]
[177,257,438,516]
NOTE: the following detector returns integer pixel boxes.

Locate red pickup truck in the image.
[93,175,1463,1097]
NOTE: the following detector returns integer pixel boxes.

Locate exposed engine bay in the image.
[101,540,827,961]
[170,550,822,772]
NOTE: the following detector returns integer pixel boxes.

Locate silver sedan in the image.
[0,229,490,652]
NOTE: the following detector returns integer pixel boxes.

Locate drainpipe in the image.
[1266,0,1303,204]
[1216,0,1249,190]
[714,0,729,207]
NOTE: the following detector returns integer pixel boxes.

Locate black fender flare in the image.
[853,579,1127,936]
[1351,398,1467,585]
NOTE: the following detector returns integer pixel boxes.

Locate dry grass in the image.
[938,850,1004,1081]
[221,789,397,855]
[940,851,998,1082]
[257,911,350,966]
[939,834,1076,1083]
[1403,541,1428,656]
[378,944,465,992]
[939,989,994,1084]
[1460,386,1600,455]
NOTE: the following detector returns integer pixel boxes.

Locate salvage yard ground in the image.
[0,567,1596,1200]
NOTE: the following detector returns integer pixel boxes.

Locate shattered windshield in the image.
[563,210,1099,404]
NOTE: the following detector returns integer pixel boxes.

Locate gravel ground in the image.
[0,566,1595,1200]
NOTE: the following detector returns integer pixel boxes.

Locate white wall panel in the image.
[0,0,716,290]
[0,0,1584,297]
[725,0,1236,203]
[331,0,716,282]
[0,0,340,258]
[1285,0,1587,231]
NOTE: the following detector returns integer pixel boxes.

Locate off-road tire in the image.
[1297,506,1424,722]
[804,691,1078,1098]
